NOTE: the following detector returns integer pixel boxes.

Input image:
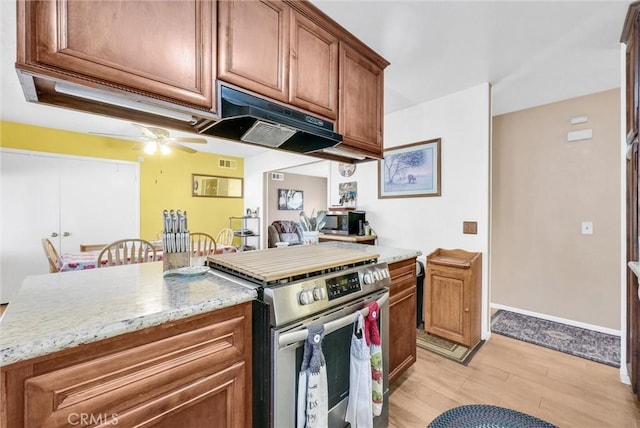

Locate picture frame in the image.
[378,138,441,198]
[192,174,243,198]
[278,189,304,210]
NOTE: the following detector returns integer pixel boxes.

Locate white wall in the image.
[347,83,492,336]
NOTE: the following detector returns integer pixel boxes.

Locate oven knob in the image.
[299,290,314,305]
[363,272,374,284]
[379,268,389,279]
[372,271,381,281]
[313,287,326,301]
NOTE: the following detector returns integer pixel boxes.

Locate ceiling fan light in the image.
[144,141,158,155]
[160,144,171,155]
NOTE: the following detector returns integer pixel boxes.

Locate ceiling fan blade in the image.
[130,123,164,139]
[168,143,197,153]
[89,132,143,140]
[172,137,208,144]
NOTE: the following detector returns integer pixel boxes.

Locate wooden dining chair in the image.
[42,238,63,273]
[80,244,107,252]
[190,232,217,257]
[97,239,157,268]
[216,228,235,246]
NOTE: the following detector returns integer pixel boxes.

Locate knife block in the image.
[163,252,190,272]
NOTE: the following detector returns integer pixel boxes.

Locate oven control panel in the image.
[326,271,361,301]
[265,262,390,326]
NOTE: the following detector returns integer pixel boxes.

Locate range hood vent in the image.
[199,85,342,154]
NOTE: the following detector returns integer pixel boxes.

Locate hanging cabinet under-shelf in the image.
[15,0,216,127]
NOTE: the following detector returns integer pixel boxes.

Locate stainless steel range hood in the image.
[198,85,342,154]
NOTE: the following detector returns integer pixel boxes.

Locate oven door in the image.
[272,289,389,428]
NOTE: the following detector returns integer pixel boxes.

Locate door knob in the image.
[63,232,71,237]
[50,232,58,237]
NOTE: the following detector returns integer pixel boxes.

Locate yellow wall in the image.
[0,121,244,241]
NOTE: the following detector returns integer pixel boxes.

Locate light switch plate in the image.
[463,221,477,234]
[581,221,593,235]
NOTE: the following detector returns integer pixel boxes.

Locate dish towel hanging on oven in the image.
[365,301,383,416]
[297,323,328,428]
[345,312,373,428]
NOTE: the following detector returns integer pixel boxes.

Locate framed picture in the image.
[378,138,441,198]
[278,189,304,210]
[192,174,243,198]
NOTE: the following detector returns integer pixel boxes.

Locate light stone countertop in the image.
[0,262,256,366]
[0,243,420,367]
[318,241,422,264]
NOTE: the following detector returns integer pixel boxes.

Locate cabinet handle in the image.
[50,232,58,237]
[464,308,470,312]
[63,232,71,237]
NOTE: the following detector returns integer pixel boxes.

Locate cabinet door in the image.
[425,267,470,346]
[388,258,417,383]
[25,0,214,109]
[626,12,640,142]
[289,11,338,119]
[218,0,290,102]
[338,42,384,158]
[24,311,249,427]
[389,285,416,383]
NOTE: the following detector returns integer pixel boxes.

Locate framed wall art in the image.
[378,138,441,198]
[192,174,243,198]
[278,189,304,210]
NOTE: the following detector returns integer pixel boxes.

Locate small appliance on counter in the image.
[320,209,366,235]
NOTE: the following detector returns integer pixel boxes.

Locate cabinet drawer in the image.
[389,258,415,279]
[25,316,246,427]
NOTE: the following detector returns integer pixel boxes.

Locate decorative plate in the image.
[338,162,356,177]
[163,266,210,277]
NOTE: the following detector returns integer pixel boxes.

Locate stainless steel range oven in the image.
[207,245,391,428]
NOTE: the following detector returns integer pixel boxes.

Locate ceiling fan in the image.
[90,123,208,154]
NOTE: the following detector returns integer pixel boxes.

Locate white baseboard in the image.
[490,303,621,337]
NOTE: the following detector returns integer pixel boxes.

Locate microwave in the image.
[321,210,366,235]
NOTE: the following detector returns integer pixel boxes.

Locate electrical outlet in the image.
[581,221,593,235]
[463,221,477,234]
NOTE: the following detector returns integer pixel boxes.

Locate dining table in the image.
[60,244,238,272]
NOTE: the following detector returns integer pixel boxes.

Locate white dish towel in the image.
[297,323,328,428]
[345,313,373,428]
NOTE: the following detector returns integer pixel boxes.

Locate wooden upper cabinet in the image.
[218,0,339,119]
[289,11,339,119]
[17,0,215,110]
[338,42,385,158]
[218,0,290,102]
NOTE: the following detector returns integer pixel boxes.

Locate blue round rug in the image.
[428,404,556,428]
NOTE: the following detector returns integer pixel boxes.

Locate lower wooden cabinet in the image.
[1,303,252,428]
[425,249,482,348]
[388,257,417,384]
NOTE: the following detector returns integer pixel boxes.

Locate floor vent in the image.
[218,158,237,169]
[271,172,284,181]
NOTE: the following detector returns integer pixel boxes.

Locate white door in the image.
[59,158,138,254]
[0,150,139,303]
[1,152,61,303]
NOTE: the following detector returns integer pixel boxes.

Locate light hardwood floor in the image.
[389,334,640,427]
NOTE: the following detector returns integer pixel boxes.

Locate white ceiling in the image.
[0,1,631,158]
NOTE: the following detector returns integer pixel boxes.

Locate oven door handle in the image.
[277,292,388,348]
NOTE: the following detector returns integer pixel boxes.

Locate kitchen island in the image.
[0,242,420,426]
[0,262,256,427]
